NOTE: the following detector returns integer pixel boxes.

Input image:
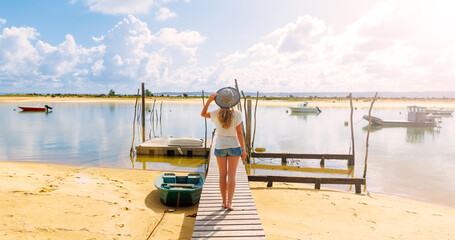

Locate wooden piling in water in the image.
[130,89,140,157]
[202,90,208,157]
[363,92,378,179]
[246,99,252,159]
[141,83,146,142]
[349,93,355,166]
[252,91,259,151]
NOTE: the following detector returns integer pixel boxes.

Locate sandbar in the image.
[1,96,455,109]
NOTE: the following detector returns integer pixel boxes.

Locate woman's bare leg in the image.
[216,157,228,208]
[226,156,240,210]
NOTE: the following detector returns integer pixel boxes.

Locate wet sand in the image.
[1,96,455,109]
[2,161,455,239]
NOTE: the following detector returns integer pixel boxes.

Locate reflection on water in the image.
[134,155,207,172]
[289,112,321,120]
[246,158,354,177]
[362,125,440,144]
[1,103,455,207]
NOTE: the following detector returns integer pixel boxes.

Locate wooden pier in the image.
[251,152,355,166]
[192,134,266,239]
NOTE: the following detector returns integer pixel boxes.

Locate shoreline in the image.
[1,161,455,239]
[2,96,455,109]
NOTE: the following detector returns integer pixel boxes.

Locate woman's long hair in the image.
[217,108,234,129]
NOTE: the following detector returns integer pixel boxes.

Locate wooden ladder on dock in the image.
[191,133,266,239]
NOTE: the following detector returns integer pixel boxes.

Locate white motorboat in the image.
[289,102,321,113]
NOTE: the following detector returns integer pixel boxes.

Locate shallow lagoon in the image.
[1,102,454,207]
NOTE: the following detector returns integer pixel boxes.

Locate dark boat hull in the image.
[155,173,204,206]
[18,107,46,111]
[363,115,436,127]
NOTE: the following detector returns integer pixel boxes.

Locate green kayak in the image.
[154,173,205,206]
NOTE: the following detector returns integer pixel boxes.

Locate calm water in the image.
[1,102,454,207]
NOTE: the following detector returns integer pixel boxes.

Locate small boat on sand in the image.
[18,105,53,112]
[155,173,204,206]
[363,106,440,127]
[289,102,321,113]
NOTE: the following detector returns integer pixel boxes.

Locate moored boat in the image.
[18,105,53,112]
[154,172,204,206]
[289,102,321,113]
[363,106,440,127]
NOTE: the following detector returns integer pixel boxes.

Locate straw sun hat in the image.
[214,87,241,108]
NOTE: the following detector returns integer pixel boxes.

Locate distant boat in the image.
[363,106,440,127]
[289,102,321,113]
[154,173,204,206]
[425,107,453,116]
[18,105,53,112]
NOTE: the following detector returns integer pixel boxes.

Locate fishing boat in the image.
[363,106,440,127]
[18,105,53,112]
[288,102,321,113]
[154,172,204,206]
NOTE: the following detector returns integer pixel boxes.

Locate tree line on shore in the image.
[3,91,454,101]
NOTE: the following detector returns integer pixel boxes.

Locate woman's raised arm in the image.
[201,93,217,118]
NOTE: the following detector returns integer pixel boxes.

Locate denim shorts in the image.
[214,147,242,158]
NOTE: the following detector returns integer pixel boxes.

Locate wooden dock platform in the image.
[192,133,266,239]
[136,137,211,156]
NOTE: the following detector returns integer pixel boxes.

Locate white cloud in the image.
[2,0,455,93]
[76,0,155,15]
[0,15,208,93]
[155,7,177,21]
[91,35,104,42]
[214,0,455,92]
[0,18,6,25]
[151,27,205,46]
[0,26,40,77]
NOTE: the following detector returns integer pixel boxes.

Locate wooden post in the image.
[141,83,146,142]
[235,81,247,144]
[241,91,248,157]
[202,90,208,157]
[315,178,321,190]
[246,99,252,158]
[363,92,378,179]
[234,79,242,112]
[281,158,286,165]
[252,91,259,151]
[130,89,140,157]
[159,101,163,122]
[349,93,355,166]
[355,183,361,194]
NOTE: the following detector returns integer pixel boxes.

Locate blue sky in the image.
[1,0,454,94]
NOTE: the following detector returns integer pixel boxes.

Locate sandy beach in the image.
[2,161,455,239]
[251,182,455,240]
[0,162,197,240]
[1,95,455,109]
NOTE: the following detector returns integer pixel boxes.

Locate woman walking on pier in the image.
[201,87,246,210]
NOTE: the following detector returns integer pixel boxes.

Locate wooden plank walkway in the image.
[192,133,266,239]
